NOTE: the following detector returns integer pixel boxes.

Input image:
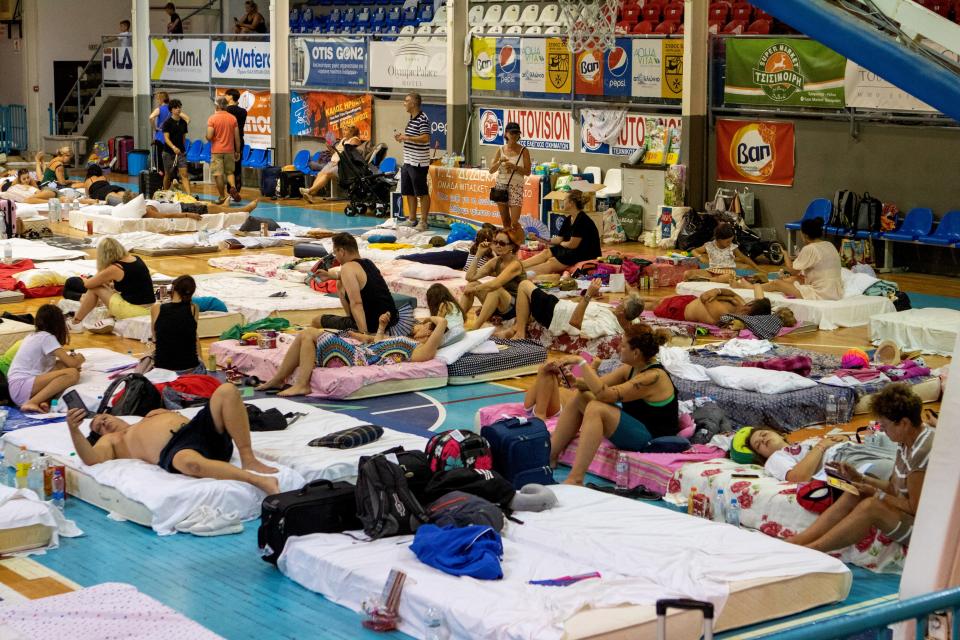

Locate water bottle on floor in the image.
[714,488,726,523]
[825,394,838,426]
[615,452,629,493]
[28,453,44,498]
[0,449,6,486]
[2,242,11,264]
[726,498,741,528]
[51,469,65,511]
[15,446,30,490]
[424,606,448,640]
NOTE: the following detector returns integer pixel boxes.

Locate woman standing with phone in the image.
[488,122,531,244]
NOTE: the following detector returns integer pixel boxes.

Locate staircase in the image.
[748,0,960,122]
[56,60,104,135]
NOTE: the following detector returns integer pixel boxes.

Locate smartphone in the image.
[825,472,860,495]
[571,351,594,378]
[61,390,89,418]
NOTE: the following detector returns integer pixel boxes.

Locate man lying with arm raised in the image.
[65,383,279,494]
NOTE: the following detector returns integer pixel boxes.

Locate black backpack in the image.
[96,373,163,417]
[426,491,505,532]
[423,468,516,508]
[245,405,289,432]
[377,446,433,503]
[355,453,429,539]
[856,192,882,233]
[830,190,859,230]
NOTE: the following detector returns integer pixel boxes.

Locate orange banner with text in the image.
[428,166,541,225]
[716,119,795,187]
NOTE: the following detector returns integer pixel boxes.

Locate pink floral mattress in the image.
[639,311,807,340]
[667,459,905,573]
[525,322,622,359]
[643,258,701,287]
[477,402,725,495]
[210,338,448,399]
[207,253,308,283]
[377,261,469,309]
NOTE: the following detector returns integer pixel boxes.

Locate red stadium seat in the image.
[746,18,771,34]
[754,8,773,20]
[731,3,753,22]
[709,2,731,22]
[655,19,678,34]
[927,1,951,16]
[722,19,747,33]
[620,6,641,24]
[631,20,655,34]
[642,5,662,22]
[708,18,725,33]
[677,22,685,33]
[663,3,684,22]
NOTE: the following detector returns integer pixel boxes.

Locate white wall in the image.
[0,36,26,105]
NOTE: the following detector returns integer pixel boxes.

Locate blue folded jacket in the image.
[410,524,503,580]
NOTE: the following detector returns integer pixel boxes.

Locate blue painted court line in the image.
[903,291,960,311]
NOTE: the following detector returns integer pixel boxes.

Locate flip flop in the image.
[265,385,291,396]
[586,483,662,501]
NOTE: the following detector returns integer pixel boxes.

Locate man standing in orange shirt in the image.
[206,97,242,204]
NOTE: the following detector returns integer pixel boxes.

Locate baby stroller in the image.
[337,141,396,217]
[676,210,784,265]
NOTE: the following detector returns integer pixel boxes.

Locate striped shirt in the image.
[890,426,934,499]
[403,111,431,166]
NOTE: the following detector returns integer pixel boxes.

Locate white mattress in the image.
[279,485,850,640]
[0,319,34,352]
[870,307,960,356]
[0,485,81,554]
[0,583,224,639]
[674,281,896,330]
[309,235,472,264]
[114,310,243,342]
[193,273,341,323]
[4,238,87,262]
[68,207,249,234]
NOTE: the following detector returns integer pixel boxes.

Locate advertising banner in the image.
[724,38,845,109]
[150,37,210,83]
[629,39,684,99]
[603,40,632,98]
[422,103,447,151]
[471,37,497,91]
[368,40,446,91]
[211,39,270,81]
[429,166,541,225]
[102,46,133,83]
[519,38,571,95]
[580,113,682,163]
[290,91,373,141]
[216,88,271,149]
[478,107,573,152]
[299,38,367,88]
[716,119,796,187]
[843,61,937,113]
[545,38,572,94]
[575,48,605,96]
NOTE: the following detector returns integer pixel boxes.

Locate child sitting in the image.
[684,223,762,283]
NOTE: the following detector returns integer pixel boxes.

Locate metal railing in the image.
[752,586,960,640]
[0,105,27,154]
[53,41,104,135]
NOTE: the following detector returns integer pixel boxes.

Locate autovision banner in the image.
[211,40,270,82]
[724,38,845,109]
[580,112,682,164]
[150,37,210,83]
[297,38,367,89]
[478,107,572,152]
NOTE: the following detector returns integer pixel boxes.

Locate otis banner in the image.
[716,119,795,187]
[478,107,573,152]
[290,91,373,140]
[428,166,541,225]
[150,37,210,83]
[724,38,845,109]
[297,38,367,88]
[216,88,271,149]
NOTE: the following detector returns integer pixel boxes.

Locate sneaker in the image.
[85,318,115,335]
[401,218,419,227]
[416,220,429,232]
[228,187,241,202]
[67,320,84,334]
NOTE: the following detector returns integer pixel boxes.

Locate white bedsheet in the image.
[68,207,249,235]
[280,485,849,640]
[674,281,896,330]
[0,486,82,553]
[0,583,224,639]
[193,273,341,323]
[870,308,960,356]
[4,239,86,262]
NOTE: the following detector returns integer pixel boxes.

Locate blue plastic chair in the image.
[785,198,831,231]
[293,149,311,174]
[200,141,212,163]
[241,144,252,164]
[882,207,934,242]
[379,157,398,175]
[185,139,202,162]
[920,210,960,246]
[246,148,266,169]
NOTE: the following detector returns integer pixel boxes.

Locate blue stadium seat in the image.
[379,157,398,175]
[418,5,434,21]
[185,139,202,162]
[246,148,266,170]
[785,198,831,231]
[920,210,960,246]
[200,141,211,163]
[293,149,312,175]
[241,144,252,164]
[882,207,934,242]
[289,7,301,29]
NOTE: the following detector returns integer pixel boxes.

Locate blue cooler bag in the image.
[481,416,555,489]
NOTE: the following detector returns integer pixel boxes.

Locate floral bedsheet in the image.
[207,253,310,283]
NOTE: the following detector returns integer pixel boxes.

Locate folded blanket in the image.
[742,355,813,378]
[411,524,504,580]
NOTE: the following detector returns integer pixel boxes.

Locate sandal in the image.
[265,385,291,396]
[586,482,662,501]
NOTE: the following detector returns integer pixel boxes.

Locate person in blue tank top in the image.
[149,91,171,174]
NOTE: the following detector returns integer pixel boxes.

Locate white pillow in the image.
[399,262,463,281]
[705,366,817,394]
[112,194,146,219]
[436,326,495,364]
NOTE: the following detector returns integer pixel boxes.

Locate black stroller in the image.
[676,210,785,265]
[336,141,396,217]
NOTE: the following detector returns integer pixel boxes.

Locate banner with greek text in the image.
[716,119,796,187]
[298,38,367,88]
[478,107,573,152]
[368,40,446,91]
[429,166,541,225]
[290,91,373,141]
[211,40,270,82]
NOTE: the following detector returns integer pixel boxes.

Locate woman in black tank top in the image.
[69,238,156,331]
[151,275,203,373]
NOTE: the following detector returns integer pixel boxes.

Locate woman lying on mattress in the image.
[0,169,59,204]
[547,323,680,485]
[520,189,602,276]
[7,305,84,413]
[255,313,449,397]
[498,277,620,341]
[747,217,843,301]
[462,229,526,330]
[68,237,156,332]
[788,384,934,552]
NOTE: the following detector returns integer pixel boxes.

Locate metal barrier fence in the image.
[0,105,27,154]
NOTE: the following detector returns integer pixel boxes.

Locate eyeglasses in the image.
[493,240,512,247]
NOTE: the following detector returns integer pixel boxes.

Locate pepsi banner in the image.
[422,103,447,150]
[211,40,270,82]
[297,38,367,89]
[471,37,520,92]
[580,112,682,163]
[479,107,573,152]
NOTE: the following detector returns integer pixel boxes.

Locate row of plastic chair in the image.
[469,4,562,28]
[291,5,439,33]
[292,148,398,177]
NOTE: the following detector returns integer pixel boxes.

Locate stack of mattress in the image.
[68,205,249,234]
[0,318,34,352]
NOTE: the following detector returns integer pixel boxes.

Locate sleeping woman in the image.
[256,313,448,397]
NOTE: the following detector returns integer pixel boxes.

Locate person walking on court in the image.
[161,99,192,195]
[223,89,248,192]
[206,97,241,205]
[395,92,432,231]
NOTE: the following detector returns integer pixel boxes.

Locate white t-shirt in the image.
[764,442,840,482]
[549,301,622,339]
[7,331,62,382]
[145,199,182,214]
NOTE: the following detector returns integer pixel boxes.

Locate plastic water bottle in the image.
[615,452,629,493]
[15,446,30,490]
[274,177,281,200]
[198,227,209,245]
[28,453,44,498]
[726,498,741,528]
[51,469,65,511]
[424,606,447,640]
[2,242,11,263]
[480,156,487,170]
[3,449,15,488]
[825,394,838,426]
[714,488,726,523]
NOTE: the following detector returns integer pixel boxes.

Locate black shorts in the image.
[550,245,579,267]
[88,180,125,201]
[400,164,429,197]
[319,314,358,331]
[157,406,233,473]
[530,286,560,328]
[180,203,208,214]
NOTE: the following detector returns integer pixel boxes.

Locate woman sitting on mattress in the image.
[499,277,620,341]
[256,313,448,397]
[684,223,761,283]
[7,305,85,413]
[788,383,934,552]
[521,190,602,276]
[0,169,59,204]
[550,323,679,485]
[463,224,496,272]
[35,147,73,190]
[151,275,204,374]
[68,237,156,332]
[427,283,466,347]
[461,229,526,330]
[749,218,843,301]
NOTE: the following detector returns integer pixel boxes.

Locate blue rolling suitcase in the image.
[481,416,555,489]
[260,166,281,198]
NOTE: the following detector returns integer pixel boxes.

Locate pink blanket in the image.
[210,339,448,399]
[477,402,725,494]
[378,261,469,308]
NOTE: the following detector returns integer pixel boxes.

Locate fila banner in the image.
[716,119,796,187]
[215,88,271,149]
[150,37,210,83]
[211,40,271,82]
[102,46,133,83]
[478,107,573,152]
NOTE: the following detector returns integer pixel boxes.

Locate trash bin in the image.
[127,149,149,176]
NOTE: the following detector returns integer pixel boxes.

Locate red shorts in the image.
[653,295,697,322]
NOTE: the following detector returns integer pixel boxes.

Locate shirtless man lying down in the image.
[65,383,279,494]
[624,287,771,326]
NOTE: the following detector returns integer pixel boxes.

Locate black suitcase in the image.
[257,479,360,565]
[138,169,163,199]
[260,165,281,197]
[279,170,306,198]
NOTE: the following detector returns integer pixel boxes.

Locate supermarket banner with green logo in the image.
[724,39,845,109]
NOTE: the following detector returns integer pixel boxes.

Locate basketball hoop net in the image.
[557,0,622,54]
